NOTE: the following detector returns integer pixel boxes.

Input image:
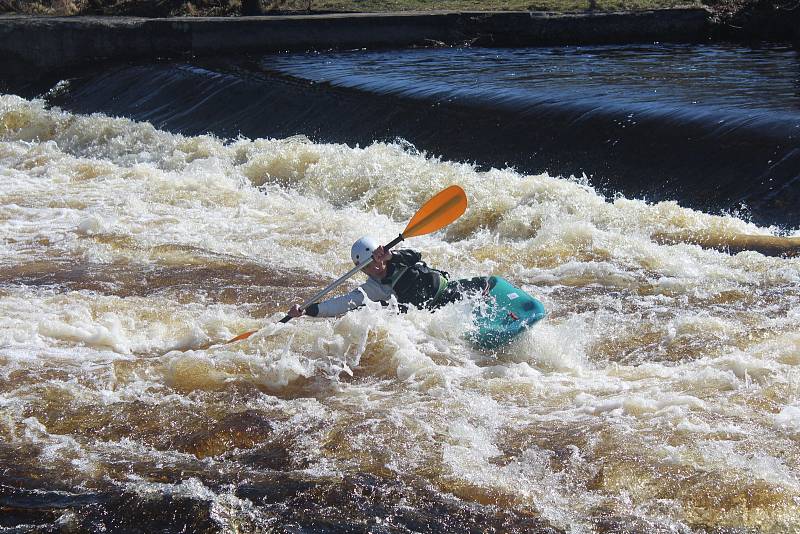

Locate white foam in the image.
[3,95,800,531]
[774,405,800,435]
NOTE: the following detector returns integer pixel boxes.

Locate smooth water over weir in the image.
[269,44,800,114]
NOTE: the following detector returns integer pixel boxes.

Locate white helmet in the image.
[351,236,379,265]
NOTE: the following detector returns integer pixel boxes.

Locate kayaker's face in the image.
[360,244,390,279]
[362,260,387,279]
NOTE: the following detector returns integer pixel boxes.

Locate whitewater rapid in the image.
[2,94,800,532]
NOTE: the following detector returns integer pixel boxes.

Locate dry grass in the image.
[0,0,242,16]
[0,0,703,15]
[0,0,82,14]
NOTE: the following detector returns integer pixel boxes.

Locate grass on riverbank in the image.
[0,0,702,17]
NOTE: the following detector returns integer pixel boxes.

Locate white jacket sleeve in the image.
[314,278,395,318]
[314,288,367,317]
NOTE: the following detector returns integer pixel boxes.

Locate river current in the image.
[2,44,800,533]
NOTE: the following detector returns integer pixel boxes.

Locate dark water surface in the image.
[269,44,800,116]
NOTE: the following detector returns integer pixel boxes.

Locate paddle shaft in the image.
[278,233,404,323]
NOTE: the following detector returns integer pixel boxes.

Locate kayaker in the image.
[287,236,488,318]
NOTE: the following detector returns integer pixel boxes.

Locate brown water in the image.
[2,95,800,532]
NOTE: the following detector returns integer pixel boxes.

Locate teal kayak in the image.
[468,276,546,349]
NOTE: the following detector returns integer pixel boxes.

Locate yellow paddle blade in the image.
[402,185,467,238]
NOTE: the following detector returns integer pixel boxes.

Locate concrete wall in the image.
[0,9,711,82]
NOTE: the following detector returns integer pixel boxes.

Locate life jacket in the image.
[380,249,449,310]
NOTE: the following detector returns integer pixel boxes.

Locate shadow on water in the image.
[0,439,561,532]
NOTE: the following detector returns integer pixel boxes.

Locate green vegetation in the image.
[0,0,702,17]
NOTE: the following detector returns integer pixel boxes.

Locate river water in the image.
[2,44,800,532]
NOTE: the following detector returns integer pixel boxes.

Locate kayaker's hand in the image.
[288,304,305,318]
[373,245,392,265]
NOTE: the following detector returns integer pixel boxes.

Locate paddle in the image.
[223,185,467,345]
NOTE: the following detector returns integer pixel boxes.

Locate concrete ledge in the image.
[0,10,710,82]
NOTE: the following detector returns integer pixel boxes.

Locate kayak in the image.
[468,276,546,349]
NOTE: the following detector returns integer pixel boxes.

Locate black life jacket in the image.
[380,249,449,310]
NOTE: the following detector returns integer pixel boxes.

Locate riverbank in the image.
[0,0,699,17]
[0,9,712,86]
[3,0,798,41]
